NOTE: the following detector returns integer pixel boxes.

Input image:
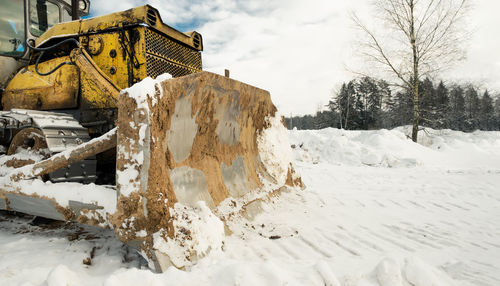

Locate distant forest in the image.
[285,77,500,132]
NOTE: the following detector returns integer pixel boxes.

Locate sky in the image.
[89,0,500,115]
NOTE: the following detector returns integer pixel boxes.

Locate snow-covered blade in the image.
[113,71,303,271]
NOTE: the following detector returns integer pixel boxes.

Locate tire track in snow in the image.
[260,239,298,261]
[247,244,271,260]
[297,235,334,258]
[451,267,500,286]
[317,232,361,256]
[381,224,442,250]
[398,223,462,248]
[484,241,500,249]
[331,225,385,253]
[372,200,386,207]
[431,202,452,212]
[445,202,471,211]
[275,240,302,259]
[408,200,427,209]
[360,226,415,252]
[389,199,405,208]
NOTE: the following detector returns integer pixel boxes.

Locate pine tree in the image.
[301,115,315,129]
[354,77,371,129]
[332,82,357,129]
[379,80,395,128]
[464,85,480,131]
[434,81,450,129]
[365,77,383,129]
[391,88,413,127]
[479,90,495,130]
[353,81,365,130]
[336,77,382,130]
[495,97,500,130]
[449,86,466,130]
[314,110,338,129]
[419,78,436,128]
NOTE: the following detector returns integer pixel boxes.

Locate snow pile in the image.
[289,128,428,167]
[121,74,172,109]
[375,258,404,286]
[45,265,82,286]
[257,114,293,186]
[371,257,456,286]
[152,201,225,268]
[403,257,456,286]
[290,127,500,169]
[402,126,500,169]
[0,148,46,176]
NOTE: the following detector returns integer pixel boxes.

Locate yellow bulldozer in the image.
[0,0,302,271]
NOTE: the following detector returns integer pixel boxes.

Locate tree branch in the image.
[352,13,412,89]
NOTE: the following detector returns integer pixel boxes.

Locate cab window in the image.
[30,0,60,37]
[0,0,25,57]
[62,7,72,22]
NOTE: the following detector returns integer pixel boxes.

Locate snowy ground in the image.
[1,127,499,286]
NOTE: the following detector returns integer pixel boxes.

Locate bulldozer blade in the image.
[0,129,118,224]
[113,71,303,271]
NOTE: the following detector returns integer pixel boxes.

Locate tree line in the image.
[285,77,500,132]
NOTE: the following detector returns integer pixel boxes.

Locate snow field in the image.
[0,127,499,285]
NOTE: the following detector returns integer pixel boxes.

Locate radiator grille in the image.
[145,29,202,78]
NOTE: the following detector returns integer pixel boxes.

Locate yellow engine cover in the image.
[2,56,79,111]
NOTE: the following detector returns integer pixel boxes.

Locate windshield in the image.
[0,0,25,57]
[30,0,60,37]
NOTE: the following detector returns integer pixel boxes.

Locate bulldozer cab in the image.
[0,0,89,88]
[0,0,90,57]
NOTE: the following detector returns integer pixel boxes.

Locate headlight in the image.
[79,0,87,11]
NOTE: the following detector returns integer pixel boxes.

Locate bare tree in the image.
[352,0,470,142]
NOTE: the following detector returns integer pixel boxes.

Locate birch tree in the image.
[352,0,469,142]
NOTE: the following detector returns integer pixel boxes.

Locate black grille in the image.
[145,29,202,78]
[147,9,157,26]
[193,34,201,49]
[146,54,198,78]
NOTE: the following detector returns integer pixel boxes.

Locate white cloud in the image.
[90,0,142,15]
[443,0,500,93]
[91,0,500,115]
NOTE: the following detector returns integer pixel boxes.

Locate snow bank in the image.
[375,258,403,286]
[404,256,456,286]
[46,265,81,286]
[290,127,500,169]
[152,201,225,268]
[257,114,293,186]
[290,128,426,167]
[337,256,457,286]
